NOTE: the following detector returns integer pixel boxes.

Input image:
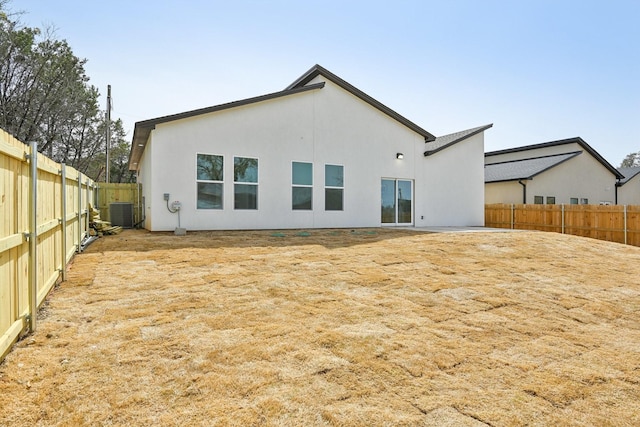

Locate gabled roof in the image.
[128,82,325,169]
[485,151,582,183]
[424,124,493,156]
[485,137,624,179]
[287,64,436,142]
[617,166,640,186]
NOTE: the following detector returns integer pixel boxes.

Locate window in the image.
[197,154,223,209]
[325,164,344,211]
[546,196,556,205]
[534,196,543,204]
[581,198,589,205]
[292,162,312,210]
[234,157,258,209]
[570,198,579,205]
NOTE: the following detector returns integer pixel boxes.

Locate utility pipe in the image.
[518,179,527,204]
[28,141,38,332]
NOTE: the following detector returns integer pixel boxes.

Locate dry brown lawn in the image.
[1,228,639,426]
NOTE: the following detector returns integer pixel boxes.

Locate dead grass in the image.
[1,228,639,426]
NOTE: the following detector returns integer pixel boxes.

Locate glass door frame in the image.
[381,178,414,226]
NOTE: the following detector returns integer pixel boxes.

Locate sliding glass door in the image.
[381,179,413,225]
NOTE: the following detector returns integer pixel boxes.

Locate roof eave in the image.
[128,82,326,170]
[424,124,493,156]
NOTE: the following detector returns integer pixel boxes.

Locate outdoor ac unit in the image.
[110,202,133,228]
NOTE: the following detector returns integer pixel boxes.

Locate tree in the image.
[620,151,640,168]
[0,2,132,182]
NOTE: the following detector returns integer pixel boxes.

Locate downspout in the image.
[518,179,527,204]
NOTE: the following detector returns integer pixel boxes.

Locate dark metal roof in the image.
[485,137,624,179]
[128,82,325,170]
[424,124,493,156]
[485,151,582,183]
[287,64,436,142]
[617,166,640,186]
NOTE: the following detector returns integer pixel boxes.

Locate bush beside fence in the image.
[485,203,640,246]
[0,129,96,362]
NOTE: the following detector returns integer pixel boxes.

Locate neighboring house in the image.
[617,166,640,205]
[484,137,624,205]
[128,64,491,231]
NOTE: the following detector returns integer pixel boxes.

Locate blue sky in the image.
[14,0,640,165]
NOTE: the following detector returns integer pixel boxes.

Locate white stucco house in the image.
[128,64,492,231]
[617,167,640,205]
[484,137,624,205]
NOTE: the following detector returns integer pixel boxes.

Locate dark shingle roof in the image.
[424,124,493,156]
[617,166,640,185]
[485,152,582,183]
[485,137,624,179]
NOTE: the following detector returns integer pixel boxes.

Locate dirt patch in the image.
[1,228,639,426]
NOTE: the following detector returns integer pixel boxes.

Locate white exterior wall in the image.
[137,77,484,230]
[417,133,485,226]
[485,181,524,204]
[617,176,640,205]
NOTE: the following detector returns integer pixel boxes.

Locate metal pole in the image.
[28,141,38,332]
[106,85,111,184]
[61,164,67,280]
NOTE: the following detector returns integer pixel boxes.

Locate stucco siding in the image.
[142,78,439,231]
[618,176,640,205]
[418,133,485,226]
[525,153,616,204]
[485,181,524,204]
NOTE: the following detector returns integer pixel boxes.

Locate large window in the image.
[234,157,258,209]
[325,164,344,211]
[292,162,312,210]
[197,154,223,209]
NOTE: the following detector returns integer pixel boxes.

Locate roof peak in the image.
[287,64,436,141]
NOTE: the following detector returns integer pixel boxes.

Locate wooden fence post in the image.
[511,204,515,229]
[624,205,628,245]
[61,164,67,280]
[28,141,38,332]
[561,204,565,234]
[77,172,82,252]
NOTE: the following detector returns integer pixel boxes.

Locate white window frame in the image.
[233,156,259,210]
[324,163,344,211]
[196,152,224,210]
[292,161,313,210]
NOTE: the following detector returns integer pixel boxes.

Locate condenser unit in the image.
[109,202,134,228]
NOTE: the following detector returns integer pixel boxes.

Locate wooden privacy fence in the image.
[0,129,96,362]
[485,203,640,246]
[97,182,142,226]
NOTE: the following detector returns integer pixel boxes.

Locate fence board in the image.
[0,129,96,362]
[486,203,640,247]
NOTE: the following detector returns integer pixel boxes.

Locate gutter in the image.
[518,179,527,204]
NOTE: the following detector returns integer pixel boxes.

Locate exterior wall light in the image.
[396,153,404,160]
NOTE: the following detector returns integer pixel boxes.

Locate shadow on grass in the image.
[84,228,431,253]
